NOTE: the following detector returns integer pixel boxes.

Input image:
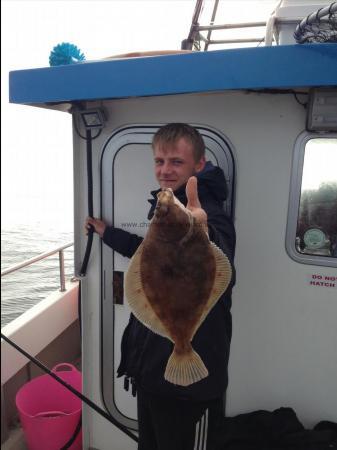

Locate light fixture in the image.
[80,108,106,130]
[307,88,337,132]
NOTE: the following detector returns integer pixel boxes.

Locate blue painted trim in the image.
[9,44,337,105]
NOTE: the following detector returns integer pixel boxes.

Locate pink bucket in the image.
[16,363,82,450]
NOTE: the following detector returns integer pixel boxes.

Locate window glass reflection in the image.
[296,138,337,257]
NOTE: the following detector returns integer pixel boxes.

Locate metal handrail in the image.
[209,37,265,44]
[1,242,74,292]
[197,21,267,32]
[182,0,274,50]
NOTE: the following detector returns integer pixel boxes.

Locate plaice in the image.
[125,188,232,386]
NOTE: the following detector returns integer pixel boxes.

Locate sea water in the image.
[1,224,74,328]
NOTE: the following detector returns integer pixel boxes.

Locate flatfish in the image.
[125,188,232,386]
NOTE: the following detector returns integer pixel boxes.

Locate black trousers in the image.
[137,387,225,450]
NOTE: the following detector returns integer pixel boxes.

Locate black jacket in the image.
[103,162,236,401]
[218,408,337,450]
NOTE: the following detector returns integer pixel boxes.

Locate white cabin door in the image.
[101,125,234,430]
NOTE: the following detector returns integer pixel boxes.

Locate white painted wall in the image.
[1,282,79,384]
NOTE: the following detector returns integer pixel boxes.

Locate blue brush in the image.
[49,42,85,67]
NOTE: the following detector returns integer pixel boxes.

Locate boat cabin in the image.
[3,1,337,448]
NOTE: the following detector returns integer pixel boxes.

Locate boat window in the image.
[287,134,337,267]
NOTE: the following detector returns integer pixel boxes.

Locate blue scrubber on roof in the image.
[49,42,85,66]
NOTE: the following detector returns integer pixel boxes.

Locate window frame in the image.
[286,131,337,268]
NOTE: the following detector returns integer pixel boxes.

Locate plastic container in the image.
[16,363,82,450]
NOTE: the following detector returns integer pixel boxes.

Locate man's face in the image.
[153,137,205,192]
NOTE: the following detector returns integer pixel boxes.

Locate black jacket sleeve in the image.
[203,200,236,262]
[102,226,143,258]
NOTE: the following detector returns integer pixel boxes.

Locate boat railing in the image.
[182,0,272,50]
[187,21,268,50]
[1,242,74,292]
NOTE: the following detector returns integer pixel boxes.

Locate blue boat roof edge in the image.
[9,44,337,107]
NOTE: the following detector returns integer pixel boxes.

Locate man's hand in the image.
[186,177,208,234]
[85,217,107,238]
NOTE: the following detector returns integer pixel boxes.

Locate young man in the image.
[86,123,236,450]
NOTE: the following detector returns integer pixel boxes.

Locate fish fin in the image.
[192,242,232,338]
[164,345,208,386]
[125,243,170,339]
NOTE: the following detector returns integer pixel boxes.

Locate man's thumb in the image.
[186,176,201,209]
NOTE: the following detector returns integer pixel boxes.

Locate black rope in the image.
[60,416,82,449]
[79,129,94,276]
[246,88,309,108]
[294,2,337,43]
[293,92,308,108]
[1,332,138,443]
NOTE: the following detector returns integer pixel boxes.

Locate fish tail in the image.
[164,345,208,386]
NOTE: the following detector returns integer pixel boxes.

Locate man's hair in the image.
[152,123,205,162]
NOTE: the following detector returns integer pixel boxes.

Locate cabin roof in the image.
[9,44,337,107]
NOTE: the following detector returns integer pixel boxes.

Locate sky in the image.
[2,0,335,232]
[1,0,279,230]
[1,0,197,229]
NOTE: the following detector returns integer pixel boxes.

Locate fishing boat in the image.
[2,0,337,449]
